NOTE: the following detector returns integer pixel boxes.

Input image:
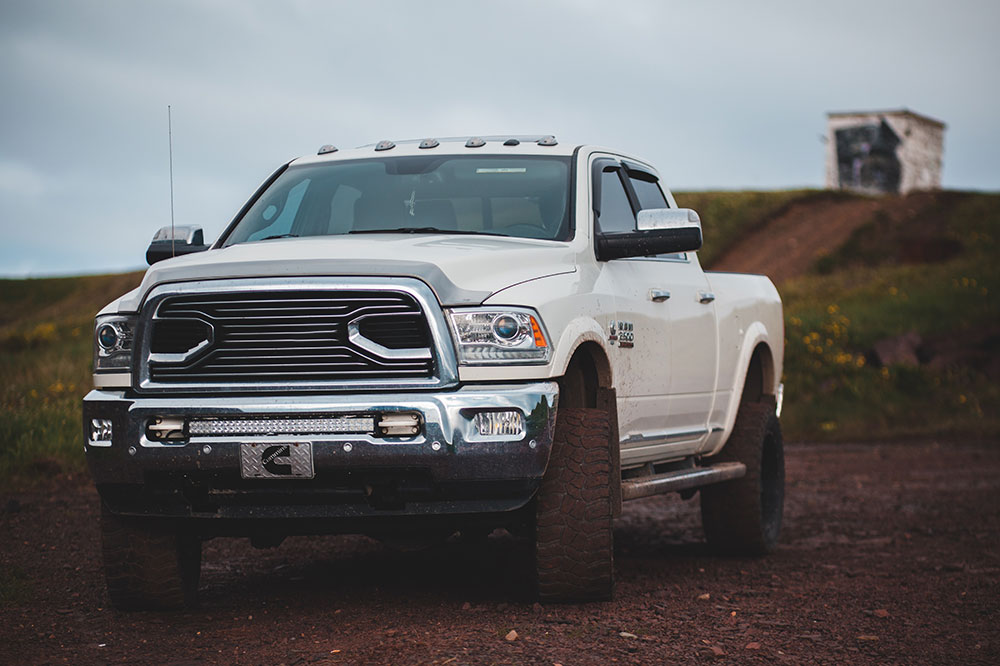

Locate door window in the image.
[628,174,668,210]
[597,169,635,233]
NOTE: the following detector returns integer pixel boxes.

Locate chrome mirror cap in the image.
[636,208,701,232]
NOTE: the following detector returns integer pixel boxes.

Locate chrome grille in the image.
[146,290,434,384]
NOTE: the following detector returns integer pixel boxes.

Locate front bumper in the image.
[83,383,558,526]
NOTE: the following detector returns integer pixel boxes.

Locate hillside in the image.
[676,189,999,441]
[1,192,997,482]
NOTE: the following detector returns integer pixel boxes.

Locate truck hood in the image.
[119,234,577,311]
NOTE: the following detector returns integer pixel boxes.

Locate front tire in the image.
[534,407,615,601]
[700,400,784,555]
[101,504,201,610]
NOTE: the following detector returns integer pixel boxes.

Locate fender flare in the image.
[550,317,614,388]
[704,321,775,456]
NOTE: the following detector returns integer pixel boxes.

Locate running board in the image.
[621,462,746,501]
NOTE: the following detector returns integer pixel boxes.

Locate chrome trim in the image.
[134,277,458,394]
[622,428,708,447]
[636,207,701,231]
[621,462,746,501]
[147,336,213,365]
[84,382,558,477]
[347,318,432,360]
[698,292,716,304]
[648,288,671,302]
[94,372,132,389]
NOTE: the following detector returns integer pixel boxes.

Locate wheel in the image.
[101,504,201,610]
[700,400,784,555]
[534,407,615,601]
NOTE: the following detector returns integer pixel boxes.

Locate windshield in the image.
[221,155,572,246]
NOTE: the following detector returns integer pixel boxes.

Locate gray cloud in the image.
[0,0,997,275]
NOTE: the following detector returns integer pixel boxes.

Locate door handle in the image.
[649,289,671,302]
[698,291,716,304]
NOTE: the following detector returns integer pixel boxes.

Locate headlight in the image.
[446,307,550,365]
[93,315,136,372]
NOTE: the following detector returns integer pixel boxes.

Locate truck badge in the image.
[609,320,634,348]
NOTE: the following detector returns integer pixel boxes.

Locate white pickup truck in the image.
[84,135,784,609]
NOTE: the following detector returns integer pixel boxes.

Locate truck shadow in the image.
[196,496,713,609]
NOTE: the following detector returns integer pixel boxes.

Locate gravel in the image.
[2,440,998,665]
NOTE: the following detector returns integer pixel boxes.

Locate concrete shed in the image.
[825,109,945,195]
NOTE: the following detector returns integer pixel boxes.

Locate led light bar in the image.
[188,416,375,437]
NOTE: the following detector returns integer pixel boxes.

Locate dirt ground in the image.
[2,440,998,665]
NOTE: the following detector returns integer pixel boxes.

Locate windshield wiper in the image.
[348,227,505,236]
[261,233,299,241]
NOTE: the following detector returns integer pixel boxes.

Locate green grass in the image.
[0,272,142,484]
[779,192,1000,440]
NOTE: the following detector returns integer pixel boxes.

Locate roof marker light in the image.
[317,145,338,155]
[465,137,486,148]
[503,138,520,146]
[374,140,396,151]
[419,138,440,149]
[537,135,558,146]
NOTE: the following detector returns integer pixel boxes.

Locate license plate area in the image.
[240,442,314,479]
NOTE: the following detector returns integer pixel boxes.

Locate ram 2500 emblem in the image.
[609,320,634,348]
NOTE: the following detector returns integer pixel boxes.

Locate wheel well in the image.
[740,343,776,405]
[558,342,611,409]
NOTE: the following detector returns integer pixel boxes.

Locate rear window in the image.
[222,155,572,245]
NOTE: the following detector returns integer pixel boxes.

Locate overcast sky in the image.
[1,0,998,277]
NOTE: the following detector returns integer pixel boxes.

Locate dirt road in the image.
[707,192,949,282]
[2,441,998,665]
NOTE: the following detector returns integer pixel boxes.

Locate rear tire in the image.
[534,407,615,601]
[700,400,784,555]
[101,504,201,610]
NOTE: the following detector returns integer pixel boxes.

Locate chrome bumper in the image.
[83,383,558,521]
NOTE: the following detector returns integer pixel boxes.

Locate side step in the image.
[621,462,746,501]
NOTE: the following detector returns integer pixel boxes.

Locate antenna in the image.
[168,105,175,257]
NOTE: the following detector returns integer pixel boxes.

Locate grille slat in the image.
[147,290,434,384]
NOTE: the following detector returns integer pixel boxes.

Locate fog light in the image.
[89,419,113,446]
[474,410,525,437]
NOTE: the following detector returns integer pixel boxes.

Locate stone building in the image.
[825,109,945,194]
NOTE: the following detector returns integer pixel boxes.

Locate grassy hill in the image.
[675,189,1000,441]
[1,191,997,483]
[0,272,143,483]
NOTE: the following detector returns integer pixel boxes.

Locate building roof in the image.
[826,108,946,129]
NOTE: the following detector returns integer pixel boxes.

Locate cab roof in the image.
[293,135,579,166]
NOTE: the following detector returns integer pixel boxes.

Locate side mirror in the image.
[596,208,703,261]
[146,225,209,265]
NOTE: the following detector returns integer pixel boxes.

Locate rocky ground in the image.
[2,440,998,665]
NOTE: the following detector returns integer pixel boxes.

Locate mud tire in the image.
[535,407,615,601]
[101,504,201,610]
[700,400,784,555]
